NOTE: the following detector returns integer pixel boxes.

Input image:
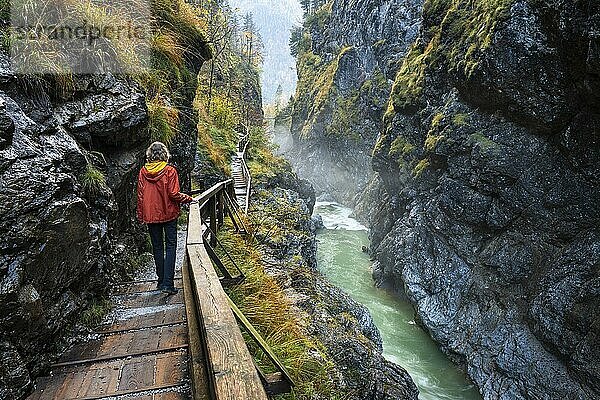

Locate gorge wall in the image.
[288,0,600,399]
[283,0,422,206]
[0,2,211,395]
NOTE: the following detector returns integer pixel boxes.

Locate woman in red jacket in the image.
[137,142,193,295]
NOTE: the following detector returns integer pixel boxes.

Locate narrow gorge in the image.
[0,0,598,399]
[278,0,600,399]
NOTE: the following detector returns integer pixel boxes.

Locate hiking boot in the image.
[162,287,178,295]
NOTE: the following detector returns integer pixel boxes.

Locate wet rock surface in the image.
[280,0,423,208]
[289,0,599,399]
[251,171,418,400]
[0,53,150,398]
[370,1,600,399]
[0,37,205,395]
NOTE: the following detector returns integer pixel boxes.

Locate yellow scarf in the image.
[145,161,167,174]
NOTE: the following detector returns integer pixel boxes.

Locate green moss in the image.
[452,113,470,126]
[326,89,360,139]
[389,35,439,111]
[313,46,354,112]
[431,112,444,129]
[413,158,431,176]
[383,99,396,122]
[469,131,498,151]
[359,70,389,108]
[147,97,180,144]
[389,136,415,157]
[386,0,514,115]
[425,0,515,76]
[424,134,445,152]
[387,136,415,167]
[81,165,106,195]
[80,298,112,328]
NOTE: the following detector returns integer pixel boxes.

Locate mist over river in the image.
[314,202,481,400]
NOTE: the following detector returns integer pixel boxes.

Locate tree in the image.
[300,0,312,15]
[201,0,236,113]
[300,0,328,16]
[241,12,264,68]
[289,25,303,57]
[274,84,284,112]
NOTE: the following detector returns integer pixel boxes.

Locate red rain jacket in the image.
[137,165,193,224]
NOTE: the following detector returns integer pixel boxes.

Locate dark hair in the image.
[146,142,170,162]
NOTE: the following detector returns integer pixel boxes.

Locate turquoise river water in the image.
[315,202,481,400]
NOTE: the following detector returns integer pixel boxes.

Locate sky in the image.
[229,0,304,104]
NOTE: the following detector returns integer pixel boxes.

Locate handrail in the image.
[241,157,251,213]
[237,126,252,213]
[192,179,233,210]
[183,179,294,399]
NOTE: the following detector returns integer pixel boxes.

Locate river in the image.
[314,202,482,400]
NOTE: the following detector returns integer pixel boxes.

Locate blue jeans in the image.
[148,219,178,290]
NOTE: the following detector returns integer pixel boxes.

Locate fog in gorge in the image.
[228,0,303,104]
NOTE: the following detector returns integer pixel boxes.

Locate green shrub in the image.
[247,127,290,182]
[217,224,338,399]
[80,298,112,328]
[81,164,106,195]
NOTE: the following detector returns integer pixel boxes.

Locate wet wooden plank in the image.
[97,331,134,359]
[117,356,156,392]
[155,351,188,386]
[82,364,120,397]
[157,325,189,349]
[97,305,186,333]
[116,291,184,309]
[37,353,189,399]
[113,278,183,295]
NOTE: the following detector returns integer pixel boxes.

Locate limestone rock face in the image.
[371,1,600,399]
[290,0,600,398]
[282,0,423,207]
[0,55,151,398]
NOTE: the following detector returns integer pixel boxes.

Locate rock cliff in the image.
[248,160,419,399]
[0,62,149,398]
[0,3,210,394]
[283,0,422,206]
[288,0,600,399]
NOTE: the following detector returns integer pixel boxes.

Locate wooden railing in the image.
[183,180,294,399]
[237,127,252,213]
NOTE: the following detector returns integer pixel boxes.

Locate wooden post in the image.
[187,203,204,245]
[209,197,217,247]
[218,191,225,228]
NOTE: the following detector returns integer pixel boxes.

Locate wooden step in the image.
[56,325,188,364]
[28,351,189,400]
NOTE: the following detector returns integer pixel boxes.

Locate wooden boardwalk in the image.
[27,279,200,400]
[231,129,251,212]
[28,130,291,400]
